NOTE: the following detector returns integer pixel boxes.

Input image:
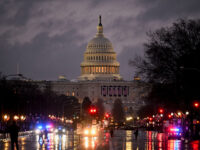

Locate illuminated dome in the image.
[79,16,122,81]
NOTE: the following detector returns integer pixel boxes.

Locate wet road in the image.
[0,130,200,150]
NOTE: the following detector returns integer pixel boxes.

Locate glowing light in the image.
[35,129,40,134]
[170,128,180,132]
[168,114,172,118]
[90,108,97,114]
[84,129,89,135]
[20,115,26,121]
[92,139,95,148]
[14,115,19,120]
[38,125,43,130]
[84,137,89,148]
[46,124,52,129]
[194,102,199,108]
[186,111,189,115]
[126,116,133,121]
[178,112,181,116]
[105,113,110,118]
[91,129,96,135]
[4,115,8,120]
[3,114,9,121]
[159,108,164,114]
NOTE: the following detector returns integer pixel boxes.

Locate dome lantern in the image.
[97,15,103,36]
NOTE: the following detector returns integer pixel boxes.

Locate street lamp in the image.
[14,115,19,120]
[20,115,26,121]
[178,112,182,117]
[186,111,189,115]
[3,114,10,121]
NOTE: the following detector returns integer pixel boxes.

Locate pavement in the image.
[0,129,200,150]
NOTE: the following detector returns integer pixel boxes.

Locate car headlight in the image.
[91,129,96,135]
[55,129,58,133]
[62,129,66,132]
[84,129,89,135]
[35,129,40,134]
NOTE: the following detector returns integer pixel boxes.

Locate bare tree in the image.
[130,19,200,113]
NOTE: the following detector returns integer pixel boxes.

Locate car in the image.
[82,124,99,137]
[167,126,183,139]
[35,123,54,134]
[54,126,66,134]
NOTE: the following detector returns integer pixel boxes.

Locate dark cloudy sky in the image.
[0,0,200,81]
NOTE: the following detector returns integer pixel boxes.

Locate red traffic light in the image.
[168,114,172,118]
[159,108,164,114]
[194,102,199,108]
[105,113,110,118]
[89,108,97,114]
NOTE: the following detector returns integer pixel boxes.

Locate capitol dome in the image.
[86,36,114,53]
[79,16,122,81]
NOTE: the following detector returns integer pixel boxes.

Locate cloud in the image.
[0,0,200,80]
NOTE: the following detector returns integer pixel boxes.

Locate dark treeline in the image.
[130,19,200,118]
[0,76,80,119]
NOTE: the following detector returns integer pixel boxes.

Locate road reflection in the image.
[83,137,98,149]
[126,130,132,150]
[146,131,183,150]
[1,130,200,150]
[36,131,79,150]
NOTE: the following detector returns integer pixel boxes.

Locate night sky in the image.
[0,0,200,81]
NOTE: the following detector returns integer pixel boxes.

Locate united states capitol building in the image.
[39,16,147,114]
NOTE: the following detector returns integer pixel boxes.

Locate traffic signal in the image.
[105,113,110,118]
[159,108,164,114]
[193,102,199,108]
[89,108,97,114]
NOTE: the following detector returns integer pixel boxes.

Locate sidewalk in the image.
[0,131,33,140]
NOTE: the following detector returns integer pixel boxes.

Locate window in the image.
[66,92,69,96]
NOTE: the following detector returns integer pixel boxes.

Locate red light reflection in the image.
[191,140,199,150]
